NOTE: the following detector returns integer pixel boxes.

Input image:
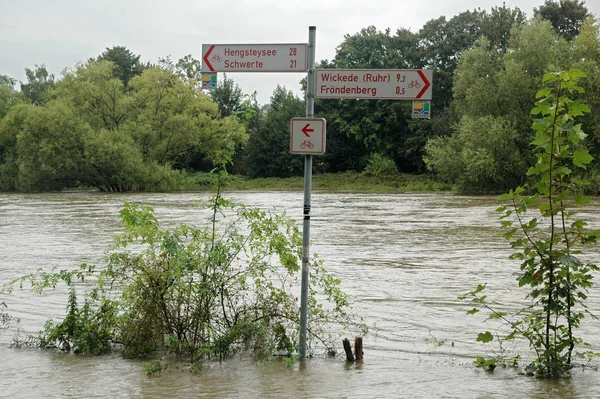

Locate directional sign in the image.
[290,117,326,155]
[315,69,432,100]
[202,43,308,73]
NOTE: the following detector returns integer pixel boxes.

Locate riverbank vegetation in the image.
[180,171,450,192]
[1,1,599,195]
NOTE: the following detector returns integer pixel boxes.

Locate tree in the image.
[0,75,18,119]
[20,65,55,105]
[333,26,417,69]
[175,54,202,81]
[97,46,144,89]
[244,86,304,177]
[0,102,92,191]
[156,54,203,83]
[54,60,135,131]
[570,17,600,175]
[209,74,244,117]
[418,10,483,73]
[427,18,573,193]
[424,115,526,193]
[479,4,527,52]
[535,0,590,40]
[127,67,247,170]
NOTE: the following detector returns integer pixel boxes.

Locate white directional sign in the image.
[290,117,326,155]
[315,69,433,100]
[202,43,308,73]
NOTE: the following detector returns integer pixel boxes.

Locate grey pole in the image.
[299,25,316,361]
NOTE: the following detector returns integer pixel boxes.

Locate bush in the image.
[362,153,398,177]
[3,189,363,365]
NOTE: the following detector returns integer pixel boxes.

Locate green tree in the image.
[127,67,247,170]
[244,86,304,177]
[570,17,600,182]
[97,46,144,89]
[83,128,151,192]
[209,74,244,117]
[175,54,203,81]
[20,65,55,105]
[0,102,91,191]
[479,4,527,52]
[0,75,19,119]
[54,60,136,131]
[535,0,590,40]
[427,18,573,193]
[425,115,526,193]
[418,10,483,73]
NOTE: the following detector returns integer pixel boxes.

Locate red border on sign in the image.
[201,43,308,73]
[314,68,432,100]
[290,117,326,155]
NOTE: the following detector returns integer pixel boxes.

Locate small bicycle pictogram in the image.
[211,54,222,62]
[300,140,314,149]
[408,80,421,89]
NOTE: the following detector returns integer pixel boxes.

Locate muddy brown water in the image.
[1,191,599,398]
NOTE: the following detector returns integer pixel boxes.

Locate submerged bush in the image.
[3,192,362,365]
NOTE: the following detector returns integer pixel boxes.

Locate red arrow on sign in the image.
[416,70,431,99]
[301,124,314,137]
[203,45,215,72]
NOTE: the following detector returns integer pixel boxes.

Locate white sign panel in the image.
[315,69,433,100]
[290,118,326,155]
[202,44,308,73]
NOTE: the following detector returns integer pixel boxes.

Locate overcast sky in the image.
[1,0,599,104]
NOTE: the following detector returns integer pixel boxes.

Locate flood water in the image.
[1,191,599,398]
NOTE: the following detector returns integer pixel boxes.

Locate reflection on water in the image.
[1,191,599,398]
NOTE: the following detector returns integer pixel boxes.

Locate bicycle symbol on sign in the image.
[300,140,314,149]
[408,80,421,89]
[211,54,222,63]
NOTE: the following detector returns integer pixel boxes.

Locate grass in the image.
[180,171,451,193]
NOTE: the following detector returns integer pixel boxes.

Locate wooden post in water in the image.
[354,337,363,361]
[343,338,355,362]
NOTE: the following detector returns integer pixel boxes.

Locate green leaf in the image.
[574,194,591,206]
[568,102,590,117]
[466,308,480,315]
[573,150,593,169]
[476,331,494,343]
[489,312,507,320]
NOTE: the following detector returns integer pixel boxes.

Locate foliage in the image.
[209,74,245,118]
[2,186,361,366]
[20,65,56,106]
[97,46,145,89]
[0,301,16,331]
[2,9,599,192]
[425,115,526,194]
[0,75,20,120]
[460,70,600,377]
[0,58,246,192]
[244,86,304,178]
[39,288,115,355]
[362,153,399,177]
[427,17,583,194]
[479,4,526,52]
[534,0,590,40]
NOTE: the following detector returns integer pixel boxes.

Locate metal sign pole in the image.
[299,25,316,361]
